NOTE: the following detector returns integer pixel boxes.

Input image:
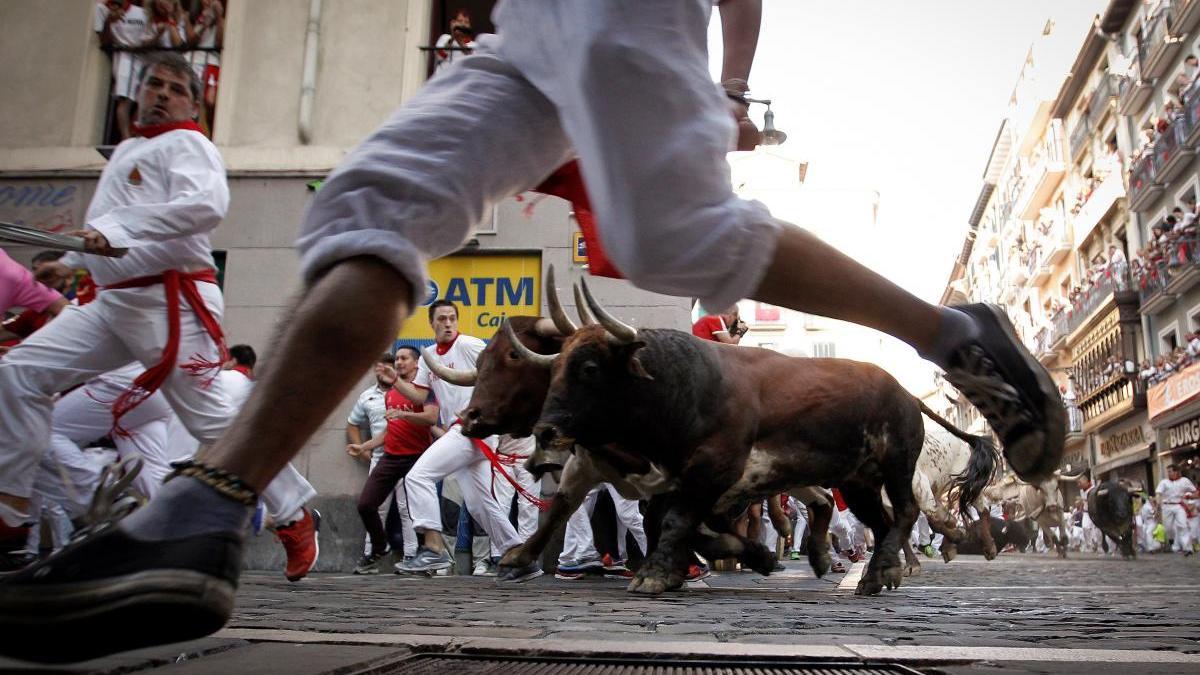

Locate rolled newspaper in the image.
[0,222,99,254]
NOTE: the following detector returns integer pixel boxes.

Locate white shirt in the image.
[83,130,229,286]
[434,33,474,72]
[414,333,486,428]
[94,2,149,48]
[1157,477,1197,504]
[347,383,390,439]
[219,369,253,407]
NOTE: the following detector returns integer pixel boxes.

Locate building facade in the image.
[0,1,690,570]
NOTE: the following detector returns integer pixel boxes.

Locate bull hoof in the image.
[808,548,832,578]
[903,563,921,577]
[983,545,998,561]
[498,546,535,569]
[628,573,670,596]
[941,544,958,563]
[881,564,904,590]
[741,542,777,576]
[855,575,884,596]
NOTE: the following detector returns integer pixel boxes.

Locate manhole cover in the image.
[358,654,924,674]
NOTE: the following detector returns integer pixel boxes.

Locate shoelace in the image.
[944,345,1033,439]
[70,455,144,545]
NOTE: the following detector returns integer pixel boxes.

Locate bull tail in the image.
[917,400,1000,513]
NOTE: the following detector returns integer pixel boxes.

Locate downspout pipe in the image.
[298,0,321,144]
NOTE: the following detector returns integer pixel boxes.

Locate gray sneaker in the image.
[395,547,452,573]
[497,561,544,583]
[556,555,604,574]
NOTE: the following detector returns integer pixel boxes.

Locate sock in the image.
[273,506,304,529]
[121,476,252,541]
[921,307,981,369]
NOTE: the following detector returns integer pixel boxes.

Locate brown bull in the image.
[522,279,982,596]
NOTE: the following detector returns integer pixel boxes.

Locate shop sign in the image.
[1096,419,1150,459]
[1166,415,1200,451]
[396,253,540,344]
[1148,360,1200,420]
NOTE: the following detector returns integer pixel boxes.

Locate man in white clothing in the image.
[1157,464,1197,555]
[556,483,647,579]
[393,300,538,581]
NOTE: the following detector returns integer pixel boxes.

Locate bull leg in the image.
[498,455,599,571]
[839,486,890,596]
[795,489,834,578]
[925,509,961,563]
[901,538,921,577]
[972,504,998,560]
[699,506,776,576]
[629,497,697,595]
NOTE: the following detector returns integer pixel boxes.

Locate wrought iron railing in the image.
[1139,7,1173,69]
[1128,151,1158,205]
[1069,116,1092,160]
[1085,75,1115,127]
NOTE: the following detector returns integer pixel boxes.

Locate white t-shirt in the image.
[219,369,253,407]
[347,383,389,439]
[94,2,149,48]
[433,33,474,72]
[1157,477,1197,504]
[414,333,486,428]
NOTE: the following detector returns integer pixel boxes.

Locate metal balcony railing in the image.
[1069,116,1092,160]
[1128,151,1158,206]
[1086,75,1116,127]
[1061,268,1131,338]
[1136,232,1200,302]
[1139,7,1173,71]
[1066,404,1084,433]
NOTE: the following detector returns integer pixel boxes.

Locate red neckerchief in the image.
[435,334,458,356]
[131,120,205,139]
[231,364,253,380]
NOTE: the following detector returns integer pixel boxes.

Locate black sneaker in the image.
[354,549,389,575]
[497,560,544,583]
[0,525,242,664]
[942,304,1065,483]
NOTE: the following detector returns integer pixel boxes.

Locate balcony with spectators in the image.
[1017,121,1066,219]
[1139,3,1183,80]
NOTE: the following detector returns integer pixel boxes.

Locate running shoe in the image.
[353,548,388,575]
[274,507,320,582]
[497,560,544,583]
[941,304,1065,483]
[685,562,711,582]
[601,553,634,579]
[396,546,452,573]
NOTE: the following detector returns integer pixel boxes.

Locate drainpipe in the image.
[298,0,322,144]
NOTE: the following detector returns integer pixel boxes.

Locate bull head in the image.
[579,276,638,343]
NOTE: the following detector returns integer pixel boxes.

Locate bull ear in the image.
[617,340,653,380]
[628,355,654,381]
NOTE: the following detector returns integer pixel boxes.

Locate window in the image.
[1161,321,1180,353]
[811,342,836,358]
[424,1,497,78]
[1187,301,1200,332]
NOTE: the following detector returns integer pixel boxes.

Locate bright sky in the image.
[710,0,1107,303]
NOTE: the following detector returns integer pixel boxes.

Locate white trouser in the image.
[364,450,417,557]
[27,446,118,552]
[0,285,232,498]
[296,1,780,315]
[490,458,540,542]
[789,497,809,552]
[47,371,175,498]
[911,512,932,547]
[830,507,863,553]
[1162,504,1192,552]
[559,483,647,564]
[403,426,518,554]
[1081,514,1102,552]
[1138,515,1158,551]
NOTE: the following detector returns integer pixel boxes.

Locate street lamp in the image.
[745,97,787,146]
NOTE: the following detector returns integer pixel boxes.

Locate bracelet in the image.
[726,91,749,107]
[721,77,749,93]
[166,459,259,506]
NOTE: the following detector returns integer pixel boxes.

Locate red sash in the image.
[456,419,550,511]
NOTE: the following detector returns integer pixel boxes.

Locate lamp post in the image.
[745,97,787,146]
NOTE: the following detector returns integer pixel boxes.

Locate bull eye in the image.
[508,350,519,360]
[581,361,600,381]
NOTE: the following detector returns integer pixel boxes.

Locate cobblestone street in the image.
[6,552,1199,673]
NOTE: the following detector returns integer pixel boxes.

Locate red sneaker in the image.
[601,553,634,579]
[686,563,711,582]
[275,508,320,582]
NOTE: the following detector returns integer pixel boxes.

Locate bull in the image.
[985,476,1069,557]
[1087,480,1136,559]
[523,277,995,596]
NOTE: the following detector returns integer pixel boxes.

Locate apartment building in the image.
[0,1,689,570]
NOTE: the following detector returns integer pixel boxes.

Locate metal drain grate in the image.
[358,654,924,674]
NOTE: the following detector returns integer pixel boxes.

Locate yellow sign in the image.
[397,254,542,344]
[572,231,588,263]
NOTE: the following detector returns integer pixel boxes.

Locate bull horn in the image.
[503,319,556,368]
[532,318,561,337]
[580,276,638,343]
[421,347,477,386]
[544,265,576,336]
[573,283,596,326]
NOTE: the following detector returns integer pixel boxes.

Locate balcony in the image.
[1128,152,1163,213]
[1138,260,1177,314]
[1069,116,1092,162]
[1185,78,1200,147]
[1018,123,1067,219]
[1034,325,1058,364]
[1171,0,1200,36]
[1118,71,1155,116]
[1072,172,1126,248]
[1139,234,1200,313]
[1051,309,1070,350]
[1085,75,1117,128]
[1062,269,1134,339]
[1140,8,1183,80]
[1153,113,1196,185]
[1025,247,1045,285]
[1041,216,1073,264]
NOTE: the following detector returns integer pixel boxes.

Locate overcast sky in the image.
[710,0,1107,302]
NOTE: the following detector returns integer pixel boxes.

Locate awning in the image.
[1092,447,1151,475]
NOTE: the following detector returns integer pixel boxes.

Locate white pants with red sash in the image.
[402,425,521,556]
[0,282,231,499]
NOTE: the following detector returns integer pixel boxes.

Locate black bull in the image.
[1087,481,1137,559]
[446,307,994,596]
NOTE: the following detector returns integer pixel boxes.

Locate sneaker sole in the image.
[554,573,585,580]
[397,559,453,573]
[0,569,234,663]
[966,304,1066,483]
[500,568,545,583]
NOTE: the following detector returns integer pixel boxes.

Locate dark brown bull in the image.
[524,280,944,596]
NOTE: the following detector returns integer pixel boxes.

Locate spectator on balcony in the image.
[185,0,223,135]
[1096,141,1122,181]
[1187,331,1200,359]
[146,0,186,50]
[434,9,475,74]
[1108,244,1128,286]
[1173,345,1191,371]
[1154,355,1176,384]
[1139,358,1157,385]
[94,0,150,142]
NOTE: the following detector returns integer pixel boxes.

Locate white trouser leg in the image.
[489,458,541,547]
[560,487,600,564]
[606,483,646,559]
[0,299,137,498]
[261,462,317,526]
[1162,505,1190,551]
[457,455,521,556]
[393,479,416,557]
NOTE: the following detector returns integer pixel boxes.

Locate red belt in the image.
[102,269,228,433]
[455,419,550,511]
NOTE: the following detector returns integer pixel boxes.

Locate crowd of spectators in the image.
[1137,331,1200,386]
[1131,203,1200,290]
[96,0,225,140]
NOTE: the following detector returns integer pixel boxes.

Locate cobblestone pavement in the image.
[4,552,1199,673]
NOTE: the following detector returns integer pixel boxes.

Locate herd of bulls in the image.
[421,266,1121,597]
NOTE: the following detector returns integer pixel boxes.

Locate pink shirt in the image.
[1,249,63,314]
